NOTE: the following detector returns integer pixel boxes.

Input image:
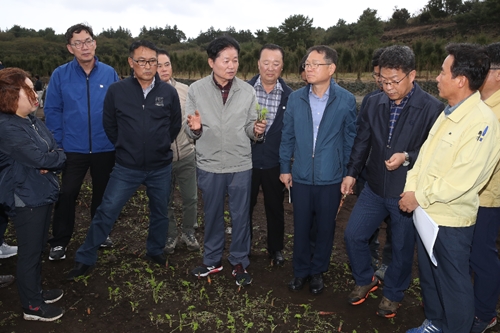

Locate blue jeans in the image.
[344,183,414,302]
[75,163,171,266]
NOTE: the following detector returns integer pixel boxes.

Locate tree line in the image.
[0,0,498,79]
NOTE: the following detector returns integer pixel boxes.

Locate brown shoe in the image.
[347,276,379,305]
[376,296,401,318]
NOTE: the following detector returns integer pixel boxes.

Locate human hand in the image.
[341,176,356,195]
[399,191,419,213]
[385,152,405,171]
[187,110,201,131]
[254,120,266,136]
[279,173,292,189]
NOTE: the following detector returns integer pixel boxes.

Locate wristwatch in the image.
[402,151,410,167]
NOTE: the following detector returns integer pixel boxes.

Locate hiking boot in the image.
[164,236,178,255]
[23,303,64,322]
[0,241,17,258]
[191,263,223,277]
[376,296,400,318]
[181,232,200,252]
[100,236,113,248]
[232,263,252,286]
[270,251,285,267]
[347,276,380,305]
[375,264,388,280]
[0,274,15,288]
[406,319,442,333]
[42,289,64,304]
[49,246,66,261]
[471,316,497,333]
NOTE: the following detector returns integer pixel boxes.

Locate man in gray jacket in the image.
[186,36,265,286]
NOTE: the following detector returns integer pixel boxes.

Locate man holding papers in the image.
[400,43,500,333]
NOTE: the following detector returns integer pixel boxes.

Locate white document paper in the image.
[413,206,439,266]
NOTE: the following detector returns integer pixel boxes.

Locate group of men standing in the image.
[6,21,499,332]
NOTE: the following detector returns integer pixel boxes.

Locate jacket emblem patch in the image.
[155,97,164,107]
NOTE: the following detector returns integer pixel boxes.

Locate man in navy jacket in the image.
[342,45,443,318]
[67,40,181,279]
[280,45,357,295]
[248,44,293,266]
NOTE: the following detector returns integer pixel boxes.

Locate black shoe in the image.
[42,289,64,304]
[309,273,324,294]
[23,303,64,322]
[288,276,309,291]
[270,251,285,267]
[144,253,175,268]
[67,262,94,280]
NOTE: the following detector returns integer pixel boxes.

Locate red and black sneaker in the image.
[232,263,253,286]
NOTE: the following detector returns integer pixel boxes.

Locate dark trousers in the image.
[75,163,171,266]
[291,182,341,278]
[197,169,252,268]
[0,206,7,244]
[470,206,500,322]
[12,205,53,309]
[49,151,115,248]
[418,225,475,333]
[344,184,414,302]
[250,166,285,252]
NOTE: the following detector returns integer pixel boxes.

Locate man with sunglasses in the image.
[342,45,443,318]
[45,23,119,261]
[67,40,181,279]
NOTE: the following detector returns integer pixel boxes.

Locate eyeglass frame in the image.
[379,71,412,86]
[131,58,158,67]
[302,62,332,70]
[69,38,95,49]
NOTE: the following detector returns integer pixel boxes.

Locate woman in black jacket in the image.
[0,68,66,321]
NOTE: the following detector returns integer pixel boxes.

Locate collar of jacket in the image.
[300,78,337,105]
[448,91,482,123]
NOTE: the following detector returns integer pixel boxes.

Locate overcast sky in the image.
[1,0,429,39]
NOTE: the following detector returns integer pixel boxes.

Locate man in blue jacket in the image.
[67,40,181,279]
[280,45,357,295]
[44,23,119,261]
[342,45,443,318]
[248,44,293,266]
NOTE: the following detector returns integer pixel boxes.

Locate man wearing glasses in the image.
[67,40,181,279]
[45,24,119,261]
[280,45,357,295]
[342,45,443,318]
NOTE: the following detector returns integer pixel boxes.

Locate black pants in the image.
[12,205,52,309]
[250,166,285,252]
[49,151,115,248]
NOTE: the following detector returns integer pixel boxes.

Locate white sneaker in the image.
[0,242,18,259]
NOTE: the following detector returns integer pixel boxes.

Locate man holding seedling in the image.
[280,45,356,295]
[186,36,265,286]
[247,44,293,267]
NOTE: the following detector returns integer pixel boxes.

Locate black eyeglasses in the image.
[132,58,158,67]
[379,72,410,86]
[302,63,332,69]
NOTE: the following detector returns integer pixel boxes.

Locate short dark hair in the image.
[65,23,94,44]
[0,68,37,115]
[35,75,40,80]
[157,48,171,59]
[486,42,500,66]
[378,45,415,73]
[299,54,308,74]
[445,43,490,91]
[259,44,284,61]
[372,47,386,68]
[206,36,240,61]
[306,45,338,65]
[129,40,158,58]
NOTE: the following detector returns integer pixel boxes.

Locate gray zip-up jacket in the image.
[185,74,259,173]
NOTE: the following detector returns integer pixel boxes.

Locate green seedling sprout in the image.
[256,103,268,122]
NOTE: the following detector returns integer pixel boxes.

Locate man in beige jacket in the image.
[157,49,200,254]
